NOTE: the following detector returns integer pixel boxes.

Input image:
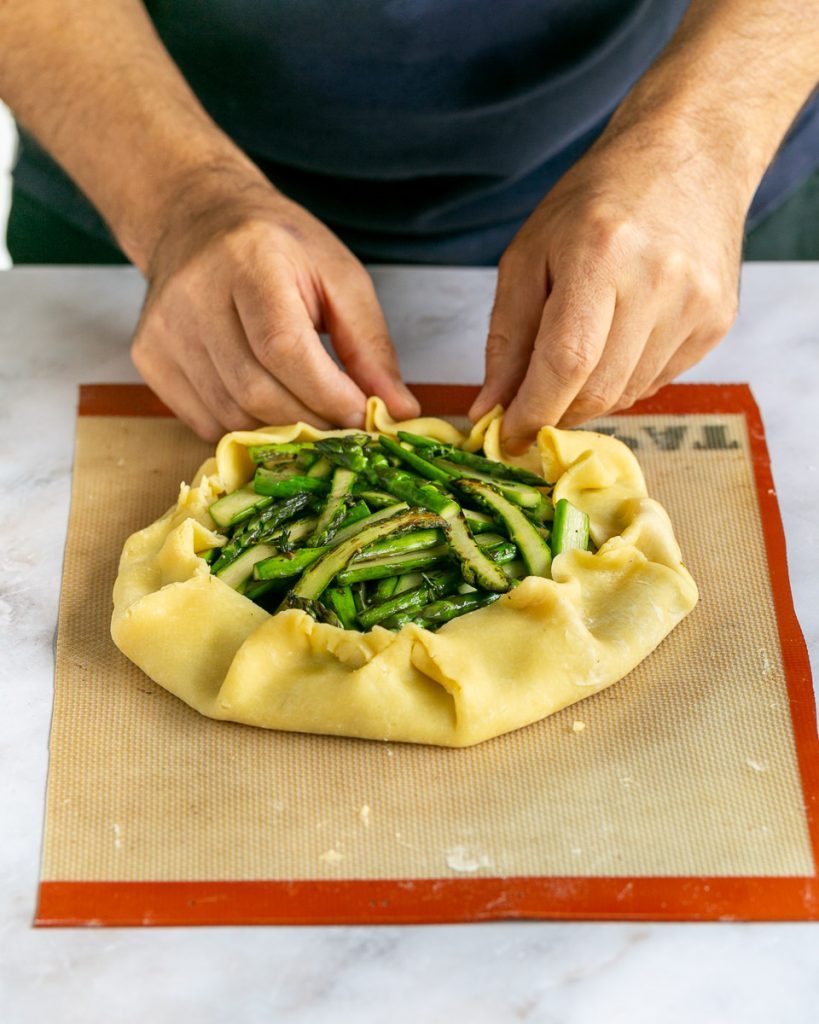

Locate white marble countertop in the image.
[1,264,818,1022]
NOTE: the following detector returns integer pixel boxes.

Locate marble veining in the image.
[1,265,818,1023]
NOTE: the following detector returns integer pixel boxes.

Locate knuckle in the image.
[497,246,523,277]
[221,409,256,432]
[582,204,638,256]
[241,376,275,418]
[713,298,738,336]
[485,330,514,363]
[572,383,619,418]
[541,335,598,387]
[258,325,309,369]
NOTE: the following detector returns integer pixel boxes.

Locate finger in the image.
[234,265,367,427]
[132,341,224,442]
[611,287,737,412]
[322,262,420,420]
[469,249,549,422]
[206,305,333,428]
[557,292,661,428]
[182,343,263,433]
[501,270,616,452]
[643,326,722,395]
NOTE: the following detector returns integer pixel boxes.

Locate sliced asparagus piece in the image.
[358,569,462,628]
[267,515,319,550]
[211,492,314,572]
[310,467,357,545]
[209,483,273,529]
[243,578,282,602]
[314,435,371,473]
[435,460,549,513]
[462,507,497,534]
[393,571,425,595]
[253,546,327,581]
[356,527,444,561]
[551,498,590,556]
[375,575,400,601]
[397,431,551,486]
[329,502,409,547]
[306,456,333,479]
[325,586,358,629]
[336,544,451,584]
[254,467,330,497]
[372,464,460,518]
[351,488,402,509]
[458,479,552,578]
[215,542,280,591]
[416,589,502,625]
[377,435,454,485]
[248,441,315,464]
[286,510,444,602]
[442,512,511,592]
[336,499,371,530]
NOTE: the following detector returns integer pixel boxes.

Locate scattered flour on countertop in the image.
[445,846,493,873]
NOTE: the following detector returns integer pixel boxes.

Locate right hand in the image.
[132,171,420,440]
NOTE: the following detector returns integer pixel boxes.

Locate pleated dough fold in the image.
[111,398,697,746]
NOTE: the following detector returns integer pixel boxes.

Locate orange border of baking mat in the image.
[36,382,819,926]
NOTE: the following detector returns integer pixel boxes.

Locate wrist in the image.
[598,92,765,217]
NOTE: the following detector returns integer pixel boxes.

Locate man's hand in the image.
[469,122,743,450]
[471,0,819,452]
[0,0,418,441]
[134,174,419,440]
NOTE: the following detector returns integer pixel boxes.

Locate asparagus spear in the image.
[285,510,444,603]
[329,502,409,546]
[211,492,314,572]
[351,487,402,509]
[215,542,280,590]
[254,467,330,497]
[310,467,357,545]
[313,435,371,473]
[377,435,454,485]
[358,569,462,628]
[457,479,552,578]
[356,527,444,560]
[416,589,503,625]
[209,483,274,530]
[325,586,358,629]
[247,441,316,464]
[335,499,371,530]
[253,546,327,581]
[373,464,460,518]
[551,499,590,556]
[397,432,552,486]
[441,512,511,592]
[336,544,451,584]
[375,575,400,601]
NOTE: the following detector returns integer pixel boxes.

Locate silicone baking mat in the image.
[35,383,819,925]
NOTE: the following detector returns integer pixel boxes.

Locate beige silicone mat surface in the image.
[41,409,814,885]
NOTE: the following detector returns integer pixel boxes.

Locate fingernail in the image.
[468,393,489,422]
[341,406,366,429]
[397,383,421,416]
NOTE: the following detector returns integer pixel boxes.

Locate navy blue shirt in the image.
[13,0,819,264]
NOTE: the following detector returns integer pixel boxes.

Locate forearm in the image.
[0,0,267,270]
[602,0,819,208]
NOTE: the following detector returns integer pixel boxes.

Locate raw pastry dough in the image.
[111,399,698,746]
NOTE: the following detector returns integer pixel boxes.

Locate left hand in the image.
[469,116,746,452]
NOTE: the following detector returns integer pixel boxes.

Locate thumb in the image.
[322,263,420,420]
